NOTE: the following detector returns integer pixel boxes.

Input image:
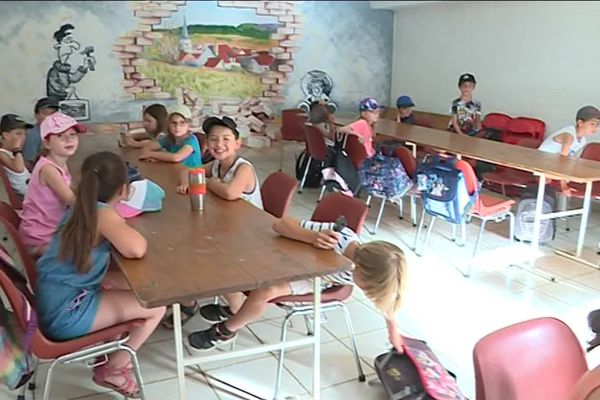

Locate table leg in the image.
[312,277,322,400]
[576,181,593,258]
[173,303,186,400]
[529,174,546,266]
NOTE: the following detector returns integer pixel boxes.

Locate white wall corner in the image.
[370,1,442,10]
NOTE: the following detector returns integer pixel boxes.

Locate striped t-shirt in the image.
[300,220,360,286]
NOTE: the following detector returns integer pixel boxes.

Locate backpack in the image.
[358,149,413,202]
[514,185,556,244]
[415,156,477,225]
[374,337,466,400]
[0,261,36,391]
[295,149,323,188]
[321,146,362,196]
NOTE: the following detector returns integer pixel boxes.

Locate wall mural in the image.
[48,24,96,120]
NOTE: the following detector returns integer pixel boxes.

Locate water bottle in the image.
[188,168,206,211]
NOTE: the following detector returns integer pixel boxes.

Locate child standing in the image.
[338,97,383,158]
[36,151,165,398]
[19,112,84,256]
[139,104,202,194]
[448,73,483,136]
[395,95,416,124]
[125,103,168,149]
[0,114,33,197]
[188,217,407,352]
[23,97,60,170]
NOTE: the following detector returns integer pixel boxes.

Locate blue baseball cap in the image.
[396,95,415,108]
[358,97,384,112]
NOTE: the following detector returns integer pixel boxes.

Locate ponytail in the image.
[59,151,128,273]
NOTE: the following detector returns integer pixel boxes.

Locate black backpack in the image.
[295,149,324,188]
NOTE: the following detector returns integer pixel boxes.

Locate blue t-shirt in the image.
[23,124,41,164]
[159,133,202,168]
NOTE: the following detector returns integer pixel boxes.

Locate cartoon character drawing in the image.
[46,24,96,100]
[297,70,338,113]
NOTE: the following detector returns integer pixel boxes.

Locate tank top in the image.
[19,156,71,247]
[0,149,30,196]
[211,157,263,209]
[538,126,586,156]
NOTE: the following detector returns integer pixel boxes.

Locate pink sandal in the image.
[92,363,141,399]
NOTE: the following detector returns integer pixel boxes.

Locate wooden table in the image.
[334,116,600,271]
[73,134,354,400]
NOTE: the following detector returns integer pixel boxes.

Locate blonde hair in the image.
[353,241,407,318]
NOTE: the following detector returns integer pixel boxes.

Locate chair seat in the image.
[33,319,144,360]
[271,285,353,305]
[482,168,537,187]
[563,181,600,199]
[472,194,515,217]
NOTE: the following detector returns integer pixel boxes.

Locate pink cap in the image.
[40,112,87,140]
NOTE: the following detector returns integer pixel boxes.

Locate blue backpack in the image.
[415,156,478,224]
[358,149,413,201]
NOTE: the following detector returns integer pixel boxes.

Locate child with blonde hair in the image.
[338,97,383,158]
[188,216,407,352]
[36,151,165,398]
[19,112,84,256]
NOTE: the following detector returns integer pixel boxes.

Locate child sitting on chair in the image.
[395,95,416,125]
[0,114,32,197]
[338,97,384,158]
[188,217,407,353]
[125,103,168,148]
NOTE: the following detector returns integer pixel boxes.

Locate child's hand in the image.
[125,136,137,147]
[560,181,576,196]
[177,183,189,194]
[312,230,339,249]
[139,148,153,161]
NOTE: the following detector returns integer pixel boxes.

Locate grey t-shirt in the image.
[23,124,41,164]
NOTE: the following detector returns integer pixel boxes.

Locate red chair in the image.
[298,123,330,193]
[0,166,22,210]
[518,116,546,141]
[473,317,588,400]
[482,136,542,196]
[311,192,368,234]
[279,109,307,172]
[0,218,146,400]
[261,172,298,218]
[482,112,513,140]
[504,117,546,145]
[0,200,20,229]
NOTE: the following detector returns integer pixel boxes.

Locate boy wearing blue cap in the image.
[395,95,416,125]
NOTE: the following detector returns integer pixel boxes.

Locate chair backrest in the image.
[514,136,543,149]
[0,217,37,289]
[0,167,22,210]
[261,172,298,218]
[344,135,368,170]
[571,366,600,400]
[311,193,368,234]
[581,143,600,162]
[280,109,307,143]
[454,159,478,196]
[303,123,330,161]
[482,112,513,131]
[393,146,417,179]
[473,317,588,400]
[0,201,20,229]
[517,116,546,140]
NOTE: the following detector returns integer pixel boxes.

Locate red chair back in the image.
[581,143,600,162]
[0,167,22,210]
[482,112,513,131]
[261,172,298,218]
[473,317,587,400]
[344,135,368,170]
[514,136,542,149]
[280,109,307,142]
[518,116,546,140]
[303,123,329,161]
[311,193,368,234]
[394,146,417,179]
[0,216,37,288]
[0,201,20,229]
[454,159,478,196]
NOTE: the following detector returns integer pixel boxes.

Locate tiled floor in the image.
[5,142,600,399]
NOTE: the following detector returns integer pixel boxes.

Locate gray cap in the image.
[576,106,600,122]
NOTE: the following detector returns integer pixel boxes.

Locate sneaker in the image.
[188,323,236,352]
[199,304,233,323]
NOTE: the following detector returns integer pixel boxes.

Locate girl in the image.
[124,103,168,149]
[338,97,383,158]
[139,104,202,193]
[19,112,83,257]
[0,114,33,197]
[36,151,165,398]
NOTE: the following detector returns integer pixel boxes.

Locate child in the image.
[188,217,407,352]
[139,104,202,194]
[395,95,416,124]
[539,105,600,194]
[23,97,60,170]
[448,73,483,136]
[0,114,33,197]
[338,97,383,158]
[125,103,168,149]
[19,112,84,257]
[35,151,165,398]
[160,116,262,329]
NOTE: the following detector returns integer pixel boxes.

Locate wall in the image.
[0,0,393,132]
[391,1,600,134]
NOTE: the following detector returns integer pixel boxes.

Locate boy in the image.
[188,217,407,352]
[448,73,483,137]
[23,97,60,170]
[0,114,32,196]
[396,95,416,124]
